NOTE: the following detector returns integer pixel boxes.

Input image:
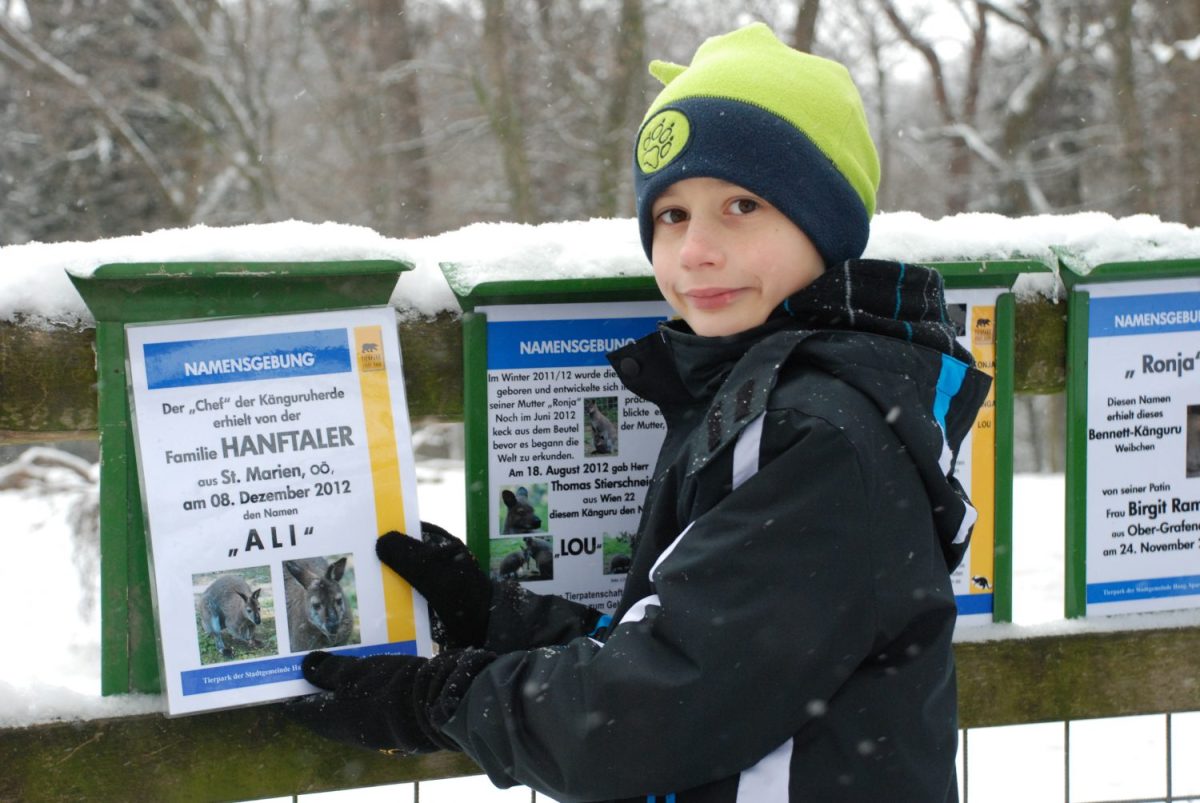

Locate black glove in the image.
[379,522,606,653]
[377,523,493,648]
[413,647,500,736]
[285,648,496,755]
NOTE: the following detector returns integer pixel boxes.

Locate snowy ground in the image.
[2,454,1199,802]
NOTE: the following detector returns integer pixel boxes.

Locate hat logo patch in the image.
[638,110,690,174]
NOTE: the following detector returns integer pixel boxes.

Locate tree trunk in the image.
[479,0,538,222]
[595,0,645,218]
[1162,0,1200,225]
[1109,0,1154,215]
[792,0,821,52]
[366,0,432,235]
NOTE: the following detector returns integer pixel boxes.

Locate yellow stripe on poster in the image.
[354,325,414,642]
[969,307,996,595]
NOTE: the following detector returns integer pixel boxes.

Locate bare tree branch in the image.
[978,0,1049,47]
[877,0,955,125]
[163,0,279,211]
[878,0,992,212]
[0,11,186,217]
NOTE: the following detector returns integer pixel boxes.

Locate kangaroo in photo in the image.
[585,399,618,455]
[200,574,263,658]
[523,536,554,581]
[284,556,353,652]
[499,547,531,580]
[502,487,542,534]
[608,531,639,574]
[1187,406,1200,477]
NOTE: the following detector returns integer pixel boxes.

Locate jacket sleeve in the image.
[485,581,605,653]
[440,412,944,801]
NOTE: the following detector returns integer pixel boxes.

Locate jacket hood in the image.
[609,259,991,571]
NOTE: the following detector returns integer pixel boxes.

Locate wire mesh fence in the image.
[285,712,1200,802]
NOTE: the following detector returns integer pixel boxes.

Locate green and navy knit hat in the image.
[633,23,881,268]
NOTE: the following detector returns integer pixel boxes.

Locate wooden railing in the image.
[7,298,1200,802]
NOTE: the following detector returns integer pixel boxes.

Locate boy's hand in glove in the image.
[377,523,492,648]
[379,522,606,653]
[285,647,496,755]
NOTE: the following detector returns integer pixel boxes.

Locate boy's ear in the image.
[649,59,686,86]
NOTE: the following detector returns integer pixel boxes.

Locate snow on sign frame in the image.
[1062,255,1200,618]
[125,306,431,715]
[441,267,672,616]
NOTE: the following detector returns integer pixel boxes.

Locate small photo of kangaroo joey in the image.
[194,565,278,665]
[491,537,533,581]
[489,535,555,582]
[498,484,548,536]
[583,397,619,457]
[604,531,637,575]
[283,553,361,653]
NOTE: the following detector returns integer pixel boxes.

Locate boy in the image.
[289,23,990,802]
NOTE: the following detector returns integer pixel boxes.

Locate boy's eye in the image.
[729,198,760,215]
[655,208,687,225]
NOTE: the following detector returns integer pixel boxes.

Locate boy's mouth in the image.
[685,288,744,310]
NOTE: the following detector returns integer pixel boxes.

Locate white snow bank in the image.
[866,211,1200,268]
[954,605,1200,644]
[2,212,1199,326]
[0,221,436,327]
[0,683,163,728]
[408,218,649,299]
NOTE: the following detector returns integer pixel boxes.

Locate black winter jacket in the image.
[442,260,991,802]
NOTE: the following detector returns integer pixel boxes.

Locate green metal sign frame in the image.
[1059,256,1200,618]
[68,260,411,695]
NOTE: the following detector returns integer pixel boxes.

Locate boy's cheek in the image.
[652,276,683,315]
[649,252,672,294]
[652,283,694,328]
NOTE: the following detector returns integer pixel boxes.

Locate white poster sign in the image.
[479,301,671,612]
[126,306,429,715]
[1083,277,1200,616]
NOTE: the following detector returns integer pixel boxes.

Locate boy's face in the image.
[650,177,825,337]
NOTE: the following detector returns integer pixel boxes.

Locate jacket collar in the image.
[607,315,790,409]
[777,259,972,364]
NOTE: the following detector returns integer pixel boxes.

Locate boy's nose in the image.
[678,217,723,270]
